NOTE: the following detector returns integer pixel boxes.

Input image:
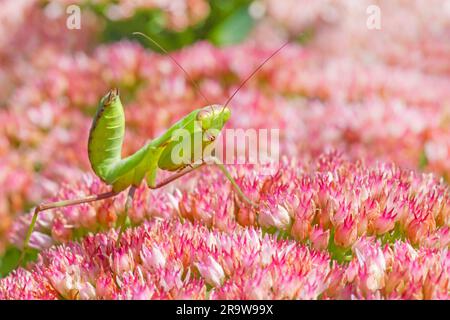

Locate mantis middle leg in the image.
[150,158,257,206]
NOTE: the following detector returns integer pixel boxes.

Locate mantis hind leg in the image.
[19,190,119,266]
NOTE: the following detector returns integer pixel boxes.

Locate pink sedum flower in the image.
[140,244,166,270]
[258,205,291,230]
[196,256,225,288]
[310,225,330,251]
[334,215,358,248]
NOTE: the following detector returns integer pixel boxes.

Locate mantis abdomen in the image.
[88,88,126,183]
[88,89,154,192]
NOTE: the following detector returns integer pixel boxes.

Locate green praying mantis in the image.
[20,33,288,263]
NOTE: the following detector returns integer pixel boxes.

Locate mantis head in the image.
[197,105,231,142]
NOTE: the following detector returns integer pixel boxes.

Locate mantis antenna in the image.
[221,41,290,113]
[133,32,211,106]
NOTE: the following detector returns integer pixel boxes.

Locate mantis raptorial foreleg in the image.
[19,190,119,264]
[204,156,257,207]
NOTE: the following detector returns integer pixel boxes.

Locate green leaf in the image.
[208,6,254,46]
[0,247,20,278]
[0,247,39,278]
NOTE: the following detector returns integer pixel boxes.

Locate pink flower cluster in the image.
[1,219,330,299]
[9,153,450,257]
[1,218,448,299]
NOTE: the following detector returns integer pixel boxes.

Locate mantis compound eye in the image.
[197,109,211,121]
[197,108,213,130]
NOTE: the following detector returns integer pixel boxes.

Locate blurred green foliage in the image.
[0,247,38,277]
[93,0,255,51]
[0,247,19,277]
